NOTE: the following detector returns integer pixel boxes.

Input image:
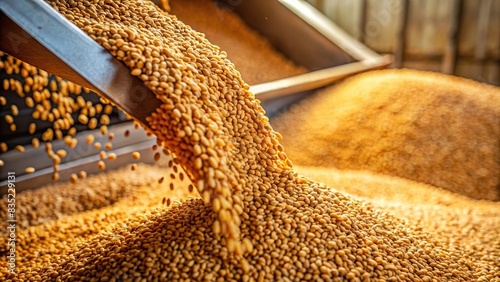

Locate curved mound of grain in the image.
[294,165,500,267]
[272,69,500,201]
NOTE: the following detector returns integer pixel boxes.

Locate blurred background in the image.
[306,0,499,85]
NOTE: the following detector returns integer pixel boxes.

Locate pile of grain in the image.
[272,69,500,201]
[0,157,195,229]
[166,0,308,85]
[294,165,500,269]
[0,0,498,281]
[0,163,197,282]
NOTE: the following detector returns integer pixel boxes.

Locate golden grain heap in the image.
[0,0,499,281]
[293,165,500,271]
[272,69,500,201]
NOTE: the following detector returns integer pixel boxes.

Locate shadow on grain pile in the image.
[272,69,500,201]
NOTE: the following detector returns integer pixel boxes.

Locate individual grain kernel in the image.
[79,171,87,179]
[105,142,113,150]
[28,123,36,134]
[70,173,78,183]
[86,134,95,145]
[25,96,35,108]
[242,238,254,253]
[0,142,7,152]
[103,104,113,115]
[67,127,77,136]
[5,114,14,124]
[107,153,117,160]
[54,129,63,140]
[100,125,108,135]
[99,151,107,160]
[154,152,161,161]
[15,145,25,152]
[25,167,35,174]
[56,149,67,158]
[132,151,141,160]
[52,154,61,165]
[100,114,110,125]
[45,142,52,152]
[131,163,137,171]
[93,142,102,149]
[11,104,19,116]
[69,138,78,149]
[0,160,4,167]
[97,160,106,170]
[78,114,89,124]
[131,68,142,76]
[51,172,60,182]
[88,118,98,129]
[95,103,103,113]
[2,80,9,90]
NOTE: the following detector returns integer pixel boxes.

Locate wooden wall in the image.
[306,0,500,85]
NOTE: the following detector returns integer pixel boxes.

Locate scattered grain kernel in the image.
[25,167,35,174]
[52,172,60,182]
[105,142,113,150]
[0,142,7,152]
[86,134,95,145]
[97,160,106,170]
[78,114,89,124]
[28,123,36,134]
[88,118,98,129]
[5,114,14,124]
[132,151,141,160]
[100,114,110,125]
[11,104,19,116]
[56,149,67,158]
[99,151,107,160]
[70,173,78,183]
[100,125,108,135]
[79,171,87,179]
